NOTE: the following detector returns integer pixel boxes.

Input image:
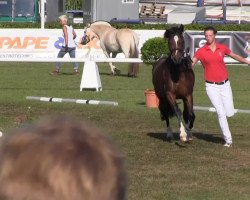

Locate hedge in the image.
[140,37,169,65]
[1,22,250,31]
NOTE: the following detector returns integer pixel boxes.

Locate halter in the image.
[169,48,184,54]
[82,28,98,45]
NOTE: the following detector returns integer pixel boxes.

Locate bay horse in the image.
[152,25,195,142]
[82,21,140,77]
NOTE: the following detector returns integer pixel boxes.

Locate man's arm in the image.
[229,52,250,65]
[73,29,77,40]
[192,57,199,69]
[63,26,68,50]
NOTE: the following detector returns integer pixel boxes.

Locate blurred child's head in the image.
[58,15,67,25]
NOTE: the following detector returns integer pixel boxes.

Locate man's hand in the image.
[65,45,68,52]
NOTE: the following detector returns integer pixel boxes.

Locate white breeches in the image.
[205,81,234,143]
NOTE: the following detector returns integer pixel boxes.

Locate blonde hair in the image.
[58,15,67,22]
[0,115,127,200]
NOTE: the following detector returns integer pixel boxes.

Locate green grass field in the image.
[0,62,250,199]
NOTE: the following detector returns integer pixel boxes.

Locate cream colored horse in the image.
[82,21,140,77]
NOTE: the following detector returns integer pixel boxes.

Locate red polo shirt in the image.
[194,43,231,82]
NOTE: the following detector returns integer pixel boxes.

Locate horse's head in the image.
[164,25,185,65]
[81,27,91,45]
[81,21,111,45]
[81,25,99,45]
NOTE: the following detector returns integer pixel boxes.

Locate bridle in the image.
[82,29,98,45]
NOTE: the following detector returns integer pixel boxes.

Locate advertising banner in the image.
[185,31,250,62]
[0,29,104,60]
[0,29,249,63]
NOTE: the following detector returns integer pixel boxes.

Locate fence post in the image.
[80,61,102,91]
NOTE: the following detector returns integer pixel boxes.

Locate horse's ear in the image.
[164,30,170,39]
[180,24,184,33]
[86,23,91,28]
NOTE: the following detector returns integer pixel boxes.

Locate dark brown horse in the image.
[152,25,195,142]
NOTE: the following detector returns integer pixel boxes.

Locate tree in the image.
[66,0,82,10]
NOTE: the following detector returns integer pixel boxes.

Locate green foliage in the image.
[140,37,169,65]
[0,22,41,28]
[65,0,82,10]
[1,22,250,31]
[0,22,86,29]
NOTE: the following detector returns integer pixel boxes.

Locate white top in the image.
[63,25,76,48]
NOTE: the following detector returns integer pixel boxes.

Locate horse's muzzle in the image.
[171,53,183,65]
[81,36,89,45]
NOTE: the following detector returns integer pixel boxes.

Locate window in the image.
[15,0,35,17]
[0,0,12,16]
[58,0,64,12]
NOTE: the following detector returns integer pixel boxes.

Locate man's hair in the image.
[0,115,127,200]
[58,15,67,22]
[204,26,217,35]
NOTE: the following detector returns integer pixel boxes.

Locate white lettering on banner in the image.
[0,54,31,58]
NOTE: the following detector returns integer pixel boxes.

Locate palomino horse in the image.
[82,21,140,77]
[152,25,195,142]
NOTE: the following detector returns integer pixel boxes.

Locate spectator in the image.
[0,115,127,200]
[51,15,79,75]
[197,0,204,7]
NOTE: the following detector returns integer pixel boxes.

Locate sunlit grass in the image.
[0,62,250,199]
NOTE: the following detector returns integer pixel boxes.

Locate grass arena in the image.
[0,61,250,199]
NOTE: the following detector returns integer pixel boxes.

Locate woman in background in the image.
[51,15,79,75]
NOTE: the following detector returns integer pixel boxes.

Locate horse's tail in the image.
[130,31,139,58]
[128,31,140,77]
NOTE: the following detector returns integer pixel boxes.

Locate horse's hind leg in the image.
[128,63,139,77]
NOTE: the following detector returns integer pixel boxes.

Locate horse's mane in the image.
[91,21,112,28]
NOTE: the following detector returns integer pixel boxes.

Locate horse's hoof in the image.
[180,136,188,142]
[187,132,193,141]
[166,133,174,141]
[128,74,137,78]
[114,68,121,75]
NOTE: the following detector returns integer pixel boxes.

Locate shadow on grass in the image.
[192,132,223,144]
[147,132,187,148]
[99,72,138,78]
[147,131,224,144]
[137,102,146,106]
[61,72,79,76]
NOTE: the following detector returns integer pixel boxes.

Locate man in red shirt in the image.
[192,26,250,147]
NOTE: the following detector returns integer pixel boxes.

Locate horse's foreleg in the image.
[103,51,120,75]
[173,104,188,142]
[166,93,188,142]
[183,96,195,141]
[110,55,120,75]
[108,62,118,75]
[165,119,174,141]
[159,98,174,141]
